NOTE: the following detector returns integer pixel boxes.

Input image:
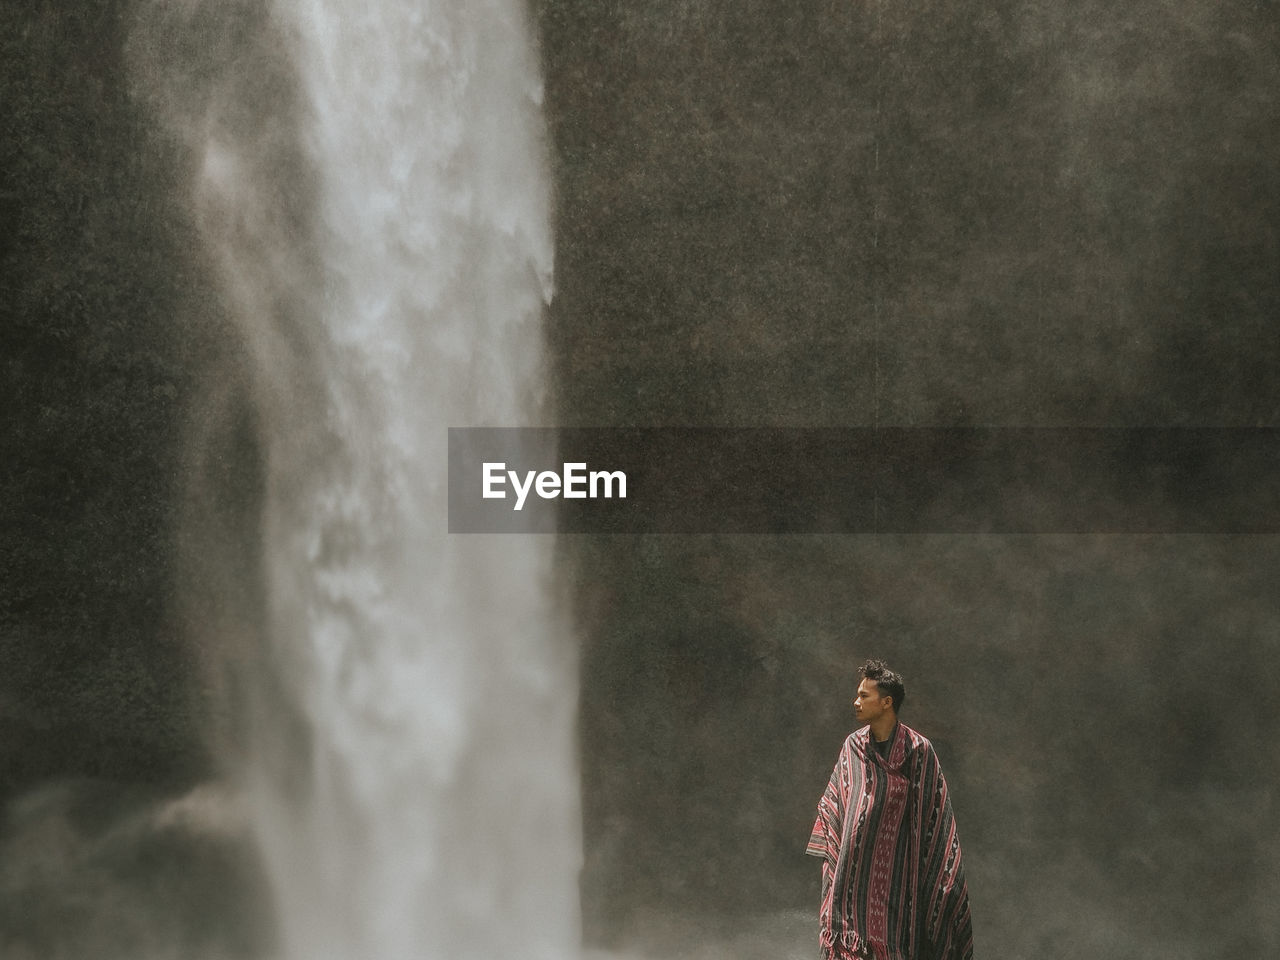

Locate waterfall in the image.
[131,1,580,957]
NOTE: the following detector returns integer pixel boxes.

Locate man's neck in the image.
[870,716,898,743]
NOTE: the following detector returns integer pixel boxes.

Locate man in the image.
[806,660,974,960]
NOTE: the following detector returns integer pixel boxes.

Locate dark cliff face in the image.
[536,0,1280,954]
[537,0,1280,429]
[2,5,272,956]
[3,1,1280,958]
[1,0,210,798]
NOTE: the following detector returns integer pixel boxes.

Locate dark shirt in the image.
[870,723,897,759]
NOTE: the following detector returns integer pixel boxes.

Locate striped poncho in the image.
[806,723,974,960]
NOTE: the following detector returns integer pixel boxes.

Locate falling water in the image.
[132,1,579,957]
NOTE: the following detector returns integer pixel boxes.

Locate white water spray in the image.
[134,1,580,957]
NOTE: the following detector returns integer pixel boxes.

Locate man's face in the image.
[854,678,891,725]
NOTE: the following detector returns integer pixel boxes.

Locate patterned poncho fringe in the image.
[807,723,974,960]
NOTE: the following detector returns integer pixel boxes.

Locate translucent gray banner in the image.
[448,428,1280,534]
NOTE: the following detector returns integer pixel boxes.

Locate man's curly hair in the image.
[860,659,906,713]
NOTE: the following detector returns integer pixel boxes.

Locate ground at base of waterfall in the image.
[585,908,815,960]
